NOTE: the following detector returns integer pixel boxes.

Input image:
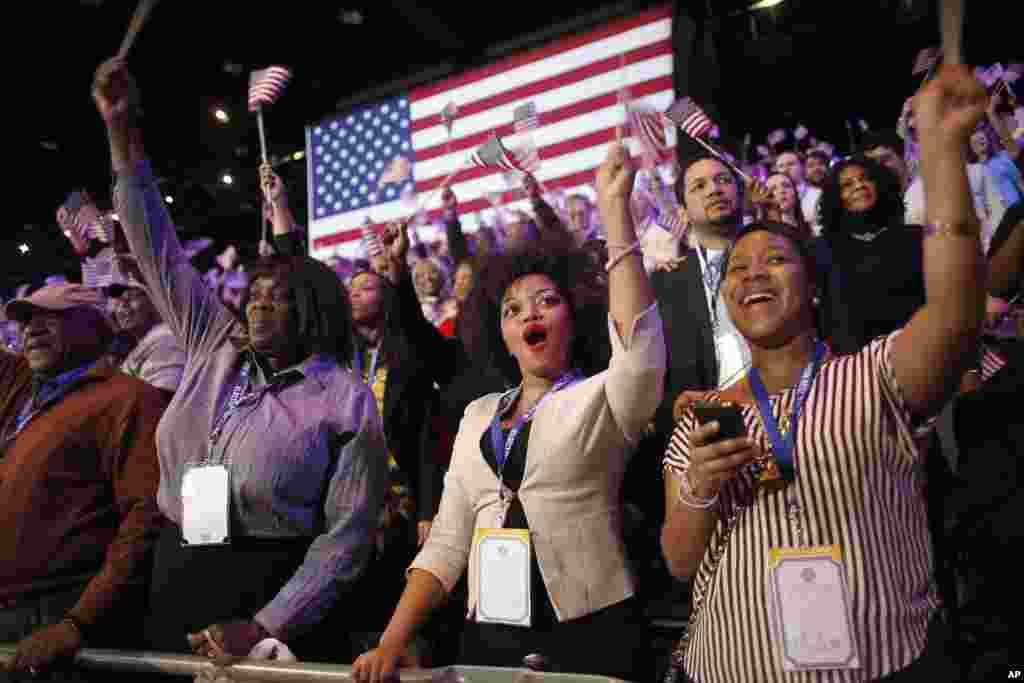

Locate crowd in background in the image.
[1,49,1022,683]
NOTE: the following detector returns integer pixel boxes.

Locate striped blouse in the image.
[663,334,940,682]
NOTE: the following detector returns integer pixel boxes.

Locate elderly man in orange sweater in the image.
[0,283,167,677]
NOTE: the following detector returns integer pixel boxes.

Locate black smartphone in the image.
[691,400,747,442]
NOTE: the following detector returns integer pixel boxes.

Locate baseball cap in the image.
[5,283,105,323]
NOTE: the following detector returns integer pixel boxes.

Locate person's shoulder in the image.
[99,368,171,408]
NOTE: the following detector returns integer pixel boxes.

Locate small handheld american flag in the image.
[361,218,385,258]
[664,98,714,139]
[629,108,668,155]
[248,66,293,112]
[469,136,533,174]
[513,102,540,134]
[441,101,459,136]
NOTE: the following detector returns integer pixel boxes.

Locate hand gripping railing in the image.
[0,646,632,683]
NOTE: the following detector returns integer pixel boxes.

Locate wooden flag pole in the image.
[118,0,160,58]
[690,135,751,182]
[256,108,272,245]
[940,0,965,67]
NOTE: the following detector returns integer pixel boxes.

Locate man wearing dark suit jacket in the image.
[624,155,747,627]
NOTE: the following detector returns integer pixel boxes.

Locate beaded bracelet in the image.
[605,240,642,272]
[924,220,981,239]
[677,467,719,509]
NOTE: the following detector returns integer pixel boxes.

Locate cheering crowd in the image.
[1,45,1022,683]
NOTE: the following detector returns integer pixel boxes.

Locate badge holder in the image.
[474,528,531,627]
[767,545,860,672]
[181,463,231,546]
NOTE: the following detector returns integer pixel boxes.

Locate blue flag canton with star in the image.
[310,95,416,220]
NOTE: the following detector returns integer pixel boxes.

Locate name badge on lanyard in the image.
[182,359,253,546]
[181,463,230,546]
[474,528,532,627]
[768,545,861,671]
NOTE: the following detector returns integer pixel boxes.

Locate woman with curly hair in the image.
[353,138,666,682]
[816,155,929,355]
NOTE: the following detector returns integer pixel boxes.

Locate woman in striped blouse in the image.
[661,65,989,683]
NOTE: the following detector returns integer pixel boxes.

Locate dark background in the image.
[10,0,1023,295]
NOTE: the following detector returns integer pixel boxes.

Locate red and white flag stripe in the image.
[308,5,674,258]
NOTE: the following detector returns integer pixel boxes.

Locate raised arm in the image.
[891,64,989,417]
[987,205,1023,297]
[93,58,237,354]
[441,186,470,264]
[523,174,574,250]
[988,91,1021,161]
[596,137,655,334]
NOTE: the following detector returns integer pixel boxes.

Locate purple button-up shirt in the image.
[115,159,388,639]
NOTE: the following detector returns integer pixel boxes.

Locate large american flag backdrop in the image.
[306,4,674,259]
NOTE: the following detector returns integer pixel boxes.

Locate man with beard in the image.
[106,260,185,395]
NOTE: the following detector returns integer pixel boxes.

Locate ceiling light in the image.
[750,0,785,8]
[18,243,30,254]
[165,195,174,204]
[213,108,230,124]
[221,173,234,186]
[293,150,305,161]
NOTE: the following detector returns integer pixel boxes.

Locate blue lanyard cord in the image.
[748,341,826,481]
[209,360,253,446]
[13,361,97,434]
[489,371,581,470]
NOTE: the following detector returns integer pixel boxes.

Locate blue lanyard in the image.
[209,360,253,446]
[748,341,826,481]
[489,371,581,469]
[14,361,97,434]
[353,346,380,384]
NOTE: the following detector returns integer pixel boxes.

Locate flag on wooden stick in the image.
[248,66,293,112]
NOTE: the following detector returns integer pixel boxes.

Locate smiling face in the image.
[413,259,444,298]
[110,287,160,338]
[500,274,574,381]
[766,173,798,213]
[245,276,298,356]
[682,158,741,230]
[837,164,878,213]
[722,230,815,349]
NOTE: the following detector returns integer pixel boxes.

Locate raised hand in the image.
[440,185,457,219]
[260,162,287,208]
[92,57,139,133]
[596,136,636,207]
[684,421,760,500]
[522,173,541,200]
[381,220,410,267]
[913,64,988,147]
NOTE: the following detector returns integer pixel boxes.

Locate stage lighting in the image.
[222,173,234,186]
[165,195,174,204]
[293,150,305,161]
[214,108,230,124]
[750,0,785,8]
[18,243,30,254]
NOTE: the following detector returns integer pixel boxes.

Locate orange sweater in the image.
[0,351,167,632]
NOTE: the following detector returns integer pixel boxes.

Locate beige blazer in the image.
[410,304,665,622]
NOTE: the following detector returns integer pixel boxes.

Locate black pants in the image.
[143,523,353,663]
[458,597,649,681]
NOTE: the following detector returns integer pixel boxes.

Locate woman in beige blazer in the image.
[353,138,666,681]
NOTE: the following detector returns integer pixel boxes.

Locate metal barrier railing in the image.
[0,646,631,683]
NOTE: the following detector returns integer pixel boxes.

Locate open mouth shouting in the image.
[523,322,548,352]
